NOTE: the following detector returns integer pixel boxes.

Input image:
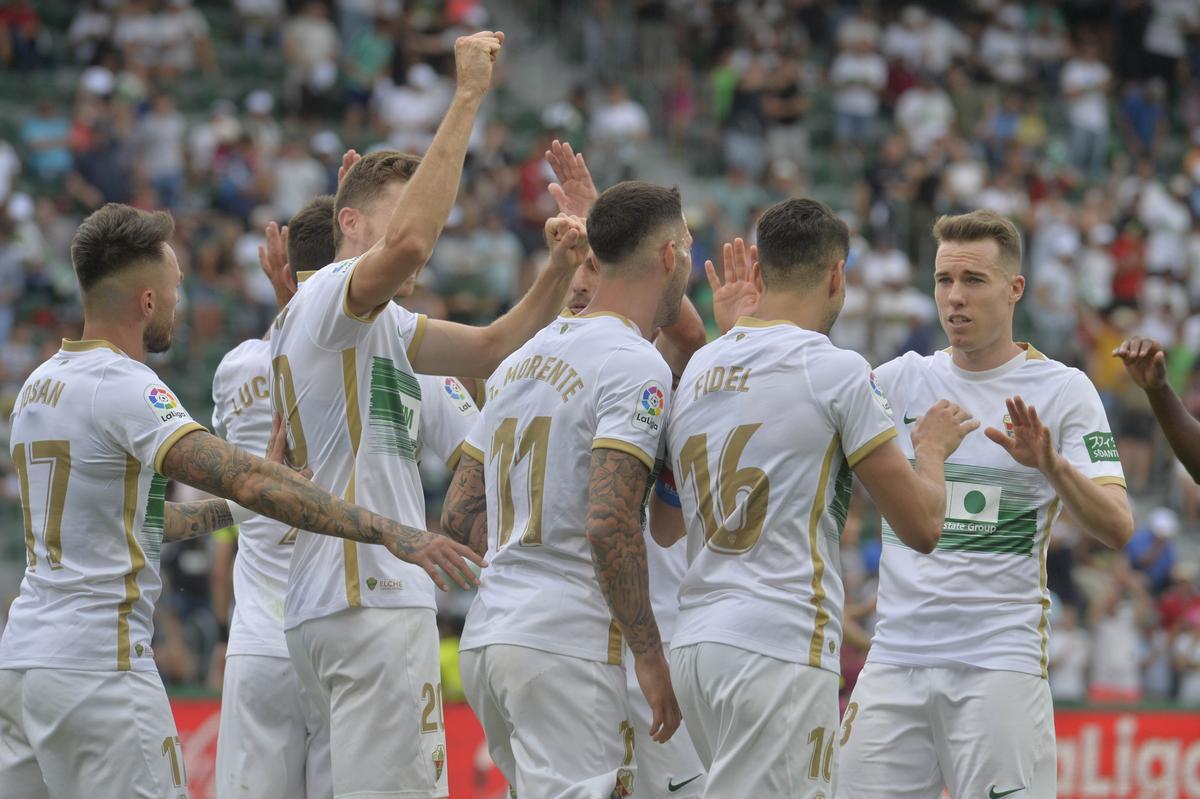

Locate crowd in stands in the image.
[2,0,1200,703]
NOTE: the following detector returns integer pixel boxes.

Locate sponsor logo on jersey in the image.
[145,385,188,422]
[1084,431,1119,462]
[903,412,917,425]
[667,775,702,793]
[432,744,446,781]
[632,381,666,433]
[868,371,893,417]
[443,378,474,414]
[944,481,1002,531]
[366,576,403,591]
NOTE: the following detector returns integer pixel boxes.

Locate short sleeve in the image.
[1055,371,1126,486]
[290,257,389,351]
[395,304,429,364]
[97,363,206,475]
[825,349,898,469]
[416,374,479,469]
[591,345,672,471]
[460,405,487,465]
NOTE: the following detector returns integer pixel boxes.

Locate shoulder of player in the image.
[1019,353,1095,398]
[215,338,269,376]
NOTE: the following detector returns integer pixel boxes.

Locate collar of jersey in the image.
[945,345,1036,381]
[296,270,317,283]
[734,316,799,329]
[572,311,640,335]
[61,338,124,356]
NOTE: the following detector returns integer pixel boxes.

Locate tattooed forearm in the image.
[441,454,489,556]
[586,448,662,657]
[163,499,234,541]
[159,430,434,558]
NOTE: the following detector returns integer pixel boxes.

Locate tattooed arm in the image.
[159,429,485,590]
[441,453,489,557]
[163,500,234,541]
[587,447,681,743]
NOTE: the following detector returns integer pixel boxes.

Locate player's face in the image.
[144,244,181,354]
[934,240,1022,355]
[566,257,598,314]
[654,219,692,328]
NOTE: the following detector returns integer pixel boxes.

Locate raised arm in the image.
[410,214,587,378]
[587,447,681,743]
[1115,336,1200,483]
[855,401,978,553]
[441,452,489,557]
[344,31,503,317]
[159,428,485,590]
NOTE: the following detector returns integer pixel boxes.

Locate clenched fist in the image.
[545,214,590,273]
[455,31,504,97]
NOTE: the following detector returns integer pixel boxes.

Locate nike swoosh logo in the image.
[903,414,917,424]
[989,787,1025,799]
[668,775,702,792]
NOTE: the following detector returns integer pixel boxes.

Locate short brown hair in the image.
[756,198,849,289]
[333,150,421,248]
[287,195,336,275]
[70,203,175,292]
[586,181,683,268]
[932,210,1023,274]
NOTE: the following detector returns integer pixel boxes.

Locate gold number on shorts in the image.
[270,354,308,469]
[677,423,770,554]
[12,440,72,569]
[492,416,552,547]
[806,725,834,782]
[421,681,444,733]
[161,735,186,787]
[619,719,635,766]
[839,701,859,746]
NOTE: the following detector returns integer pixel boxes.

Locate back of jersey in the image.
[667,321,895,675]
[459,313,672,665]
[1,341,203,672]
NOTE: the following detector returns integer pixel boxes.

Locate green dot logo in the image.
[366,577,378,591]
[964,490,987,514]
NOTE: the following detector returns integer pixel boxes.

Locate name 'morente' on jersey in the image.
[668,319,898,675]
[869,346,1126,677]
[1,340,204,671]
[269,257,437,630]
[458,313,673,665]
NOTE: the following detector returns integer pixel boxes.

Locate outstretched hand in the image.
[337,149,362,187]
[258,221,296,310]
[546,139,599,219]
[1112,335,1168,392]
[545,214,590,273]
[985,396,1060,475]
[705,237,760,334]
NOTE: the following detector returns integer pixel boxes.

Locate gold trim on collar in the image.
[1020,342,1047,361]
[61,339,122,355]
[576,311,636,330]
[296,270,317,283]
[734,317,798,329]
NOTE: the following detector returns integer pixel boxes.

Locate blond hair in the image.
[932,210,1023,275]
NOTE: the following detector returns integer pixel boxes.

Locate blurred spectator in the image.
[1119,79,1168,162]
[0,0,45,71]
[375,63,453,155]
[157,0,215,82]
[1061,40,1112,179]
[270,139,327,221]
[1128,507,1180,595]
[979,5,1027,86]
[830,28,886,150]
[66,0,112,65]
[1142,0,1200,88]
[1175,607,1200,705]
[589,83,650,185]
[20,100,71,186]
[135,94,187,209]
[234,0,286,49]
[1048,604,1089,703]
[895,72,954,155]
[1088,557,1154,703]
[282,1,340,114]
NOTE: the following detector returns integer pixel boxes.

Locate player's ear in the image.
[829,258,846,299]
[661,237,676,278]
[336,206,358,242]
[1010,273,1025,304]
[751,257,766,293]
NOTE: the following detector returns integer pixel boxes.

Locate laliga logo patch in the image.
[868,371,893,418]
[443,378,474,414]
[145,385,187,423]
[632,382,666,433]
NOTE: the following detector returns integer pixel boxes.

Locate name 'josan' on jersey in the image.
[213,317,479,657]
[458,313,672,665]
[668,319,897,675]
[269,257,437,630]
[1,340,204,671]
[869,346,1126,677]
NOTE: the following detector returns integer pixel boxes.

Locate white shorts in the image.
[838,661,1056,799]
[670,643,840,799]
[625,646,706,799]
[460,644,636,799]
[286,607,448,799]
[216,653,331,799]
[0,667,189,799]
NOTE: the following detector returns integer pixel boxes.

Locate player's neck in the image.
[79,319,145,362]
[950,336,1023,372]
[752,292,830,335]
[584,282,656,340]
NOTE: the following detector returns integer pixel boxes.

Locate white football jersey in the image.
[214,332,478,657]
[459,313,672,664]
[0,340,204,671]
[668,319,896,674]
[648,532,687,644]
[869,346,1126,677]
[269,257,434,630]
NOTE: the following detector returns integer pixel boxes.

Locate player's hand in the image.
[389,530,487,592]
[705,238,760,334]
[454,31,504,98]
[337,148,361,188]
[259,221,296,310]
[545,214,590,273]
[1113,336,1168,392]
[633,648,682,743]
[912,399,979,460]
[546,139,598,218]
[985,396,1061,475]
[266,412,312,478]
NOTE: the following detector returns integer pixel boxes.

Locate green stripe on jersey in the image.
[367,356,422,460]
[883,461,1043,555]
[140,474,167,562]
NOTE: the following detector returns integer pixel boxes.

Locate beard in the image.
[144,313,174,353]
[653,262,689,329]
